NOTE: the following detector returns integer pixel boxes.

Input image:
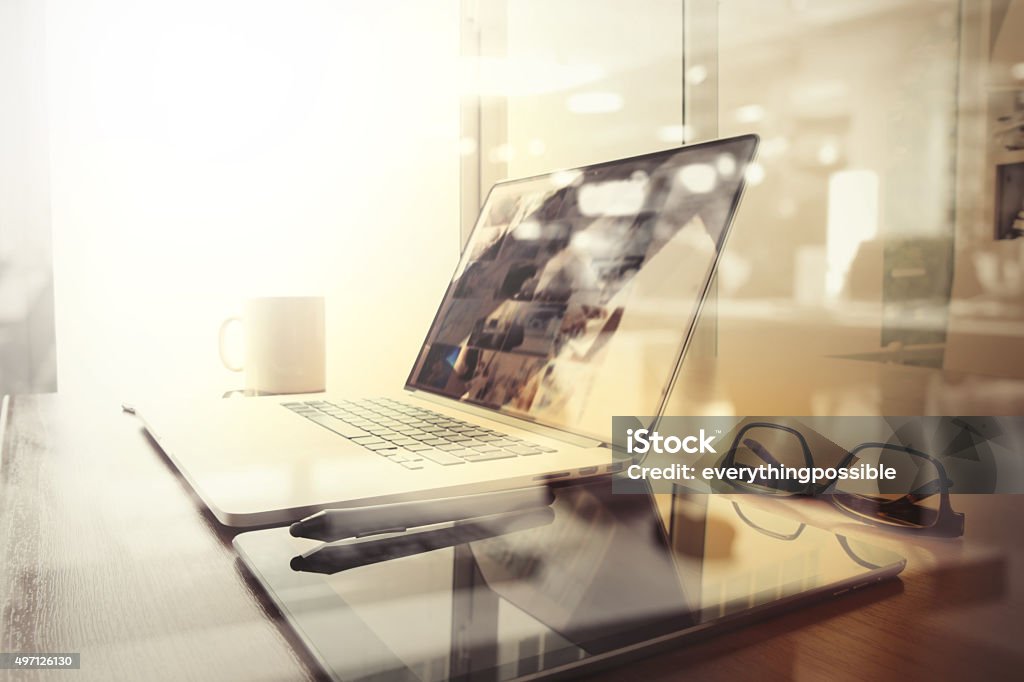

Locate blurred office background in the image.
[1,0,1023,412]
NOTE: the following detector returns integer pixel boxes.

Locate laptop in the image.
[137,135,760,527]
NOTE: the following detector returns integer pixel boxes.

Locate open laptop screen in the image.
[406,136,758,442]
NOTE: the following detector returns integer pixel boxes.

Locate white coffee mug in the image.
[218,296,326,395]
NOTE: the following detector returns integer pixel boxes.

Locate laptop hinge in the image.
[406,389,605,449]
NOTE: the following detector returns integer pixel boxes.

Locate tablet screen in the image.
[235,480,905,681]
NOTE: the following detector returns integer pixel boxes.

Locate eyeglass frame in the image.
[730,501,891,570]
[720,422,965,537]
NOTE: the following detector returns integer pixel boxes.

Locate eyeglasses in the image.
[721,422,964,537]
[730,501,891,569]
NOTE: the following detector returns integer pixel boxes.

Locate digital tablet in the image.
[234,479,905,681]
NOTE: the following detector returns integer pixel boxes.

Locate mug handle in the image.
[218,316,244,372]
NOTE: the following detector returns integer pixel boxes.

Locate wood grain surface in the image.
[0,394,316,681]
[1,393,1022,681]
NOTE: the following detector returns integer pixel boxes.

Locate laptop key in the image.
[304,414,372,439]
[351,436,387,445]
[416,449,465,466]
[390,451,422,462]
[463,451,518,462]
[365,442,402,451]
[442,448,477,458]
[409,433,438,442]
[399,461,425,470]
[500,445,540,455]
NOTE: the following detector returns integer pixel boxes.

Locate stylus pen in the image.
[290,507,556,574]
[289,486,555,542]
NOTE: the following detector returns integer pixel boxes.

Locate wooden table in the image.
[1,392,1022,681]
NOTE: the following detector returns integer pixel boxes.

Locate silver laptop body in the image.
[137,135,759,527]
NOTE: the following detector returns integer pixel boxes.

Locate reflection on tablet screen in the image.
[236,478,905,681]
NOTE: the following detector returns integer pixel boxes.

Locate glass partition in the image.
[459,0,728,407]
[715,0,962,373]
[460,0,688,243]
[462,1,1024,415]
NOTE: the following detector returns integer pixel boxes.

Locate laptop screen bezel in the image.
[403,134,760,445]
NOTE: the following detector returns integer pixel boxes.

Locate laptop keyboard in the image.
[283,398,557,470]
